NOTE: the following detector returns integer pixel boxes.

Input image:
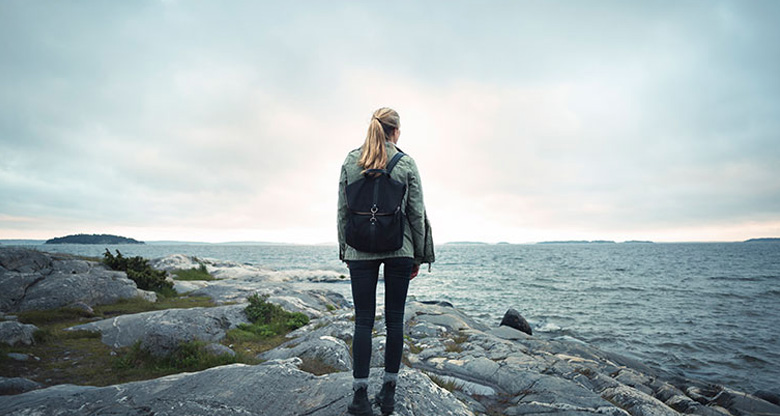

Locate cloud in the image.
[1,1,779,242]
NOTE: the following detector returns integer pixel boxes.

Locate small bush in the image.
[103,249,173,295]
[241,294,309,338]
[33,328,54,344]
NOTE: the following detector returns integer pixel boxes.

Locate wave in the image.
[708,275,778,282]
[536,322,563,333]
[585,285,645,293]
[735,352,770,365]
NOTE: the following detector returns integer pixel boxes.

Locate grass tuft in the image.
[428,373,458,392]
[17,307,94,327]
[299,357,340,375]
[445,343,463,353]
[172,264,215,281]
[114,340,240,373]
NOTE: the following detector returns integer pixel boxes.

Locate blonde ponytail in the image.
[358,108,399,175]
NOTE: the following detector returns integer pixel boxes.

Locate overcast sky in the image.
[1,1,779,244]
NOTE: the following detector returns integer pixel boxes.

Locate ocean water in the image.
[32,242,780,395]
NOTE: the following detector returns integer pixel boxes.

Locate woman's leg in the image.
[382,257,413,375]
[348,260,381,380]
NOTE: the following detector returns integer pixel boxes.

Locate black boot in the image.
[374,380,396,415]
[348,386,375,416]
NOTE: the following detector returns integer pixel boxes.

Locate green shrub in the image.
[241,294,309,338]
[114,340,237,373]
[103,249,173,295]
[33,328,54,344]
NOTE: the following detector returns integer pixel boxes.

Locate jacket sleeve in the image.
[337,165,349,261]
[405,158,427,265]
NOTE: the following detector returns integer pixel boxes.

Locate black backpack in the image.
[345,152,406,253]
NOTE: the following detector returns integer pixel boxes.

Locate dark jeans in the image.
[348,257,413,379]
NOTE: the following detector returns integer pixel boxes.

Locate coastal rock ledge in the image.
[1,249,778,416]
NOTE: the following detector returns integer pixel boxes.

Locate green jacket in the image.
[338,141,435,266]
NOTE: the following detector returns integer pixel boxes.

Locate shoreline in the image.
[2,248,779,415]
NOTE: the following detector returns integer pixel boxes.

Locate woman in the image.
[338,107,434,415]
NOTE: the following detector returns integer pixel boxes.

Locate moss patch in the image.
[113,340,244,375]
[2,294,221,388]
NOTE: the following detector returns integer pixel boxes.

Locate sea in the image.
[20,241,780,395]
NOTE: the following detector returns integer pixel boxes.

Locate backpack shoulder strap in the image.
[386,152,405,174]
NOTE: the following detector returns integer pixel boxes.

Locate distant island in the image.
[45,234,144,245]
[744,238,780,243]
[623,240,654,244]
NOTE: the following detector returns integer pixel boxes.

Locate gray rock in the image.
[69,304,250,356]
[755,390,780,406]
[0,321,38,346]
[150,254,204,272]
[0,248,140,312]
[487,325,533,341]
[284,319,354,343]
[204,343,236,357]
[259,335,352,372]
[612,368,654,396]
[0,248,51,274]
[185,279,350,316]
[7,352,30,361]
[66,301,94,315]
[405,301,489,333]
[0,377,43,396]
[135,289,157,303]
[507,373,627,415]
[709,386,780,416]
[500,308,533,335]
[602,384,680,416]
[0,361,475,415]
[409,321,448,338]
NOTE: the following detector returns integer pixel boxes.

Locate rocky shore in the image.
[1,247,779,415]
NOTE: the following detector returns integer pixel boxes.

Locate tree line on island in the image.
[45,234,144,245]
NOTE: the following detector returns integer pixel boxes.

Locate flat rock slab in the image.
[0,361,475,416]
[184,280,350,317]
[69,304,250,356]
[0,248,141,312]
[151,254,346,283]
